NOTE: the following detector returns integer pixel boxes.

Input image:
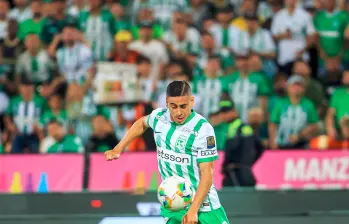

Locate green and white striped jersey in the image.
[162,27,201,55]
[192,76,224,119]
[229,27,276,56]
[16,50,55,84]
[5,94,45,135]
[132,0,189,30]
[56,42,93,84]
[78,9,115,61]
[147,108,221,212]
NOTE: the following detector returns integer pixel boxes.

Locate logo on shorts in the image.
[222,222,228,224]
[175,135,187,151]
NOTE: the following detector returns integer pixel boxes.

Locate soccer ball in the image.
[157,176,194,211]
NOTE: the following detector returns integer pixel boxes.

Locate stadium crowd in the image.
[0,0,349,154]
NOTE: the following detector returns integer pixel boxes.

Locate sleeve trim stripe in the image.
[197,155,218,163]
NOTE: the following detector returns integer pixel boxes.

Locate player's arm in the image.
[105,116,149,160]
[183,124,218,223]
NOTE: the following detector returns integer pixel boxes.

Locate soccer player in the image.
[105,81,230,224]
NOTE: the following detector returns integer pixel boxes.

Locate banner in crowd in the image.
[93,62,143,104]
[89,151,349,191]
[0,155,84,193]
[253,150,349,189]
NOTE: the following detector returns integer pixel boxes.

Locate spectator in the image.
[222,105,264,187]
[86,115,119,153]
[209,95,238,150]
[224,54,270,123]
[9,0,32,23]
[268,72,288,112]
[41,0,70,46]
[0,19,24,86]
[231,11,277,78]
[271,0,316,76]
[132,0,189,31]
[16,33,55,88]
[208,7,235,49]
[39,94,67,130]
[131,8,163,40]
[79,0,115,61]
[314,0,348,77]
[0,0,9,39]
[129,20,169,67]
[46,119,84,153]
[269,75,319,149]
[194,31,234,77]
[193,55,225,118]
[257,0,273,23]
[188,0,214,30]
[293,59,327,117]
[163,16,201,59]
[261,0,283,31]
[248,107,269,147]
[48,24,93,100]
[326,70,349,140]
[110,1,131,34]
[231,0,258,31]
[18,0,44,41]
[4,77,46,153]
[151,59,192,105]
[67,0,88,18]
[109,30,140,63]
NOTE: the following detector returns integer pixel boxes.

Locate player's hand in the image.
[182,209,198,224]
[104,149,121,161]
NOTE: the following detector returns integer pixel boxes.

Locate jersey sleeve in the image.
[196,123,219,163]
[147,108,166,130]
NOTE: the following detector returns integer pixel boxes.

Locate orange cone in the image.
[134,171,145,195]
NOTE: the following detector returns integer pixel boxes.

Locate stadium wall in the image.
[1,189,349,224]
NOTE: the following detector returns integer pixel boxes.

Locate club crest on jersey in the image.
[206,136,215,149]
[175,135,187,150]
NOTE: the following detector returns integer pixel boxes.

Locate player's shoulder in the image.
[150,108,167,116]
[192,112,214,133]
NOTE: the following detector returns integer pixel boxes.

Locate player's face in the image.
[166,95,194,124]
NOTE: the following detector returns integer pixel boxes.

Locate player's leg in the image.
[198,207,230,224]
